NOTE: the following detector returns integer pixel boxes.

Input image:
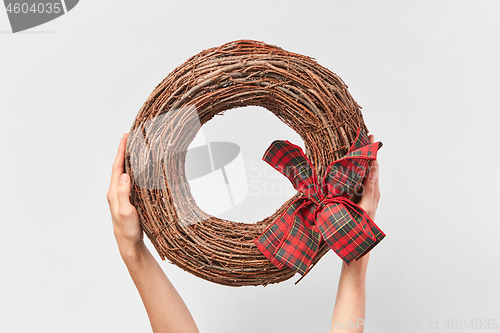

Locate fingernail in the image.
[120,174,129,184]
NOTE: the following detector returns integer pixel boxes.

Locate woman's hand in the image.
[106,133,144,259]
[106,133,199,333]
[329,134,381,333]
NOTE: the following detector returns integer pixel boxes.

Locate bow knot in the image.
[254,128,385,278]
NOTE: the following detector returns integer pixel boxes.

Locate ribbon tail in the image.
[341,198,386,255]
[316,199,385,264]
[254,198,321,275]
[351,207,386,259]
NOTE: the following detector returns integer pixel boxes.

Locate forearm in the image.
[108,135,199,333]
[118,240,199,333]
[329,147,379,332]
[329,255,369,332]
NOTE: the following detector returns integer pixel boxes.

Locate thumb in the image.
[361,166,377,198]
[117,173,134,213]
[358,163,378,217]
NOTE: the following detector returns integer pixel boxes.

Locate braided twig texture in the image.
[125,40,368,286]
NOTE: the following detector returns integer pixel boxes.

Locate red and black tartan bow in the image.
[254,128,385,276]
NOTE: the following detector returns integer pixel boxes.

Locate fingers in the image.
[366,134,377,189]
[357,134,380,219]
[108,133,129,204]
[117,173,136,217]
[373,159,380,203]
[369,134,381,204]
[112,133,128,181]
[363,162,377,198]
[359,165,378,219]
[367,134,380,193]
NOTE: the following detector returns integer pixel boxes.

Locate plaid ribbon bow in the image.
[254,128,385,276]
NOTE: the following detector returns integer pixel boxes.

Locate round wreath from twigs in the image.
[125,40,368,287]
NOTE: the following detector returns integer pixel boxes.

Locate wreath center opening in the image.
[184,106,305,224]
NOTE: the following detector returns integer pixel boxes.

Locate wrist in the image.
[341,254,369,279]
[116,237,147,264]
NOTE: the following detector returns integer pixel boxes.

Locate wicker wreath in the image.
[125,40,368,287]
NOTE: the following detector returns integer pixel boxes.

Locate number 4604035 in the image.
[444,319,498,330]
[5,2,61,14]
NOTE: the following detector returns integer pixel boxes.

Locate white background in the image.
[1,1,499,332]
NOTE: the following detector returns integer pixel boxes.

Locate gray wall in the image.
[1,1,498,332]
